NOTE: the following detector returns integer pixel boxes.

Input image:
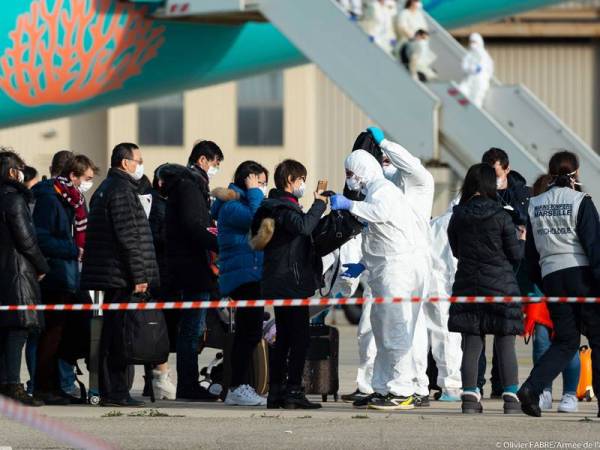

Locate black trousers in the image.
[229,283,264,389]
[270,305,310,387]
[99,288,134,401]
[523,267,600,398]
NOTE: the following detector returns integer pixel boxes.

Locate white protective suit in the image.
[396,6,428,43]
[339,0,363,17]
[378,138,434,396]
[346,150,431,397]
[330,235,376,395]
[362,0,397,54]
[458,33,494,108]
[412,200,463,392]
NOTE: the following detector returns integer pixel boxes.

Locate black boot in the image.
[517,384,541,418]
[502,392,522,415]
[283,386,322,410]
[461,391,483,414]
[267,384,285,409]
[6,384,44,407]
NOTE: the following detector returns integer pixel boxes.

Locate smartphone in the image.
[317,180,328,192]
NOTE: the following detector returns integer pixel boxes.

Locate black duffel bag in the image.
[313,209,363,257]
[115,293,170,365]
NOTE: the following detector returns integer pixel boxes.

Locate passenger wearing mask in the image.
[165,140,223,401]
[363,0,397,54]
[81,143,159,407]
[519,151,600,419]
[365,126,434,406]
[425,199,463,402]
[522,174,580,414]
[331,150,430,410]
[458,33,494,108]
[251,159,328,410]
[212,161,269,406]
[396,0,428,45]
[448,163,525,415]
[33,155,98,405]
[400,29,437,82]
[0,150,50,407]
[479,147,531,398]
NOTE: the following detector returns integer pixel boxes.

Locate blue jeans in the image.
[25,329,39,394]
[533,324,580,395]
[175,291,209,395]
[59,359,78,394]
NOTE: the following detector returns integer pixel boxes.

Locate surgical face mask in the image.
[260,186,268,197]
[79,180,93,194]
[293,181,306,198]
[496,177,504,190]
[17,170,24,183]
[132,163,144,181]
[383,165,398,180]
[346,175,363,192]
[207,166,219,178]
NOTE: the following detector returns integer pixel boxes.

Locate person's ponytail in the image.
[548,151,581,191]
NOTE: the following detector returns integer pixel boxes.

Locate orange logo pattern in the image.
[0,0,166,106]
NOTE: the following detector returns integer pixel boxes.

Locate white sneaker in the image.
[557,393,578,413]
[225,385,267,406]
[152,370,176,400]
[539,390,553,411]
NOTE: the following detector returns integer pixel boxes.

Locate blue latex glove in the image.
[390,39,398,48]
[341,263,366,279]
[331,194,352,211]
[368,35,375,43]
[475,65,482,74]
[367,126,385,145]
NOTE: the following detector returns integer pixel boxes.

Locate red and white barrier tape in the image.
[1,296,600,312]
[0,395,114,450]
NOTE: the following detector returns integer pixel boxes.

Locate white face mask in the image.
[416,1,423,10]
[383,165,398,180]
[79,180,93,194]
[293,181,306,198]
[132,163,144,181]
[260,186,268,197]
[346,175,363,192]
[207,166,219,178]
[496,177,505,190]
[17,170,24,183]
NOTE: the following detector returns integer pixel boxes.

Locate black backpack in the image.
[312,210,363,257]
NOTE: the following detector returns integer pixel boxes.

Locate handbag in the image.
[116,293,170,365]
[313,210,363,257]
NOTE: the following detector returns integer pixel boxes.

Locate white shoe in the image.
[225,385,267,406]
[557,393,578,413]
[152,370,176,400]
[539,390,553,411]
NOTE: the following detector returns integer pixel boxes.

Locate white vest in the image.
[528,187,589,278]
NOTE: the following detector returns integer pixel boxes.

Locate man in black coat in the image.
[81,143,158,407]
[165,140,222,400]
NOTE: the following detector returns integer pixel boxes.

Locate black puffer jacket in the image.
[448,196,524,336]
[0,180,50,329]
[81,169,158,291]
[251,189,327,299]
[149,189,173,296]
[164,165,218,293]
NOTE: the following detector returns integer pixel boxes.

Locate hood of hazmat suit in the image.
[462,32,494,79]
[345,150,430,297]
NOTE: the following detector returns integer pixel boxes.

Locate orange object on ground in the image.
[576,345,594,401]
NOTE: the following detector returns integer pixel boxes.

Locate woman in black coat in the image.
[0,151,49,406]
[447,163,525,415]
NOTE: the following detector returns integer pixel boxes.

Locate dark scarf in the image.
[54,176,87,250]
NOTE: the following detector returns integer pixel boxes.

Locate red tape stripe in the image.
[1,296,600,311]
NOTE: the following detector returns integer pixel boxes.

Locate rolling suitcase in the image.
[302,324,339,402]
[88,291,103,406]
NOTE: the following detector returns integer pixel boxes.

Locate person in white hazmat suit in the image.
[420,199,464,401]
[458,33,494,108]
[330,149,431,411]
[362,0,397,54]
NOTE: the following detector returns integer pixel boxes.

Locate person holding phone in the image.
[251,159,328,409]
